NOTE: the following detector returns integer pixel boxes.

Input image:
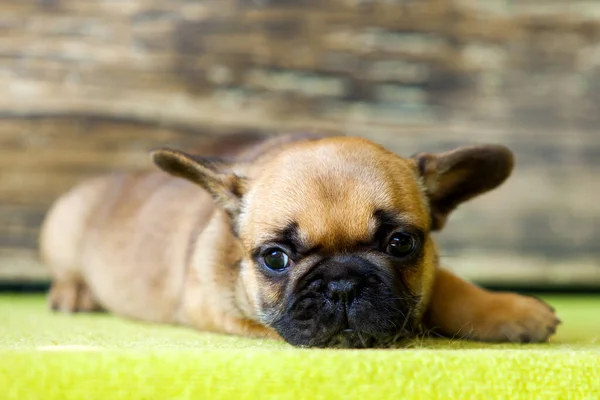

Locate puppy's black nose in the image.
[326,278,362,302]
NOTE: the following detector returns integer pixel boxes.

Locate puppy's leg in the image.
[424,268,560,343]
[41,177,110,314]
[49,280,103,313]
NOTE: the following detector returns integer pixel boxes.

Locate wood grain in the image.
[0,0,598,283]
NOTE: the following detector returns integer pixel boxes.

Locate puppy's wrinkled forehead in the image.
[240,138,429,250]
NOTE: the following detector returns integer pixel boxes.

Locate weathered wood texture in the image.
[1,0,598,284]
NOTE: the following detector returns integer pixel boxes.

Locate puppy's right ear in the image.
[151,148,246,219]
[413,145,514,231]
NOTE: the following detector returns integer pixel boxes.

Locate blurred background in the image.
[0,0,598,289]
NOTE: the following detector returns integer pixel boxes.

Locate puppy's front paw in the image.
[475,293,560,343]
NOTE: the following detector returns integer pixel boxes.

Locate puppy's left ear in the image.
[413,145,514,231]
[151,148,246,219]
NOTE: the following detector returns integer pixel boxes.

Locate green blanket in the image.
[1,295,599,399]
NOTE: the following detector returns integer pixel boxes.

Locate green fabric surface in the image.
[1,295,599,399]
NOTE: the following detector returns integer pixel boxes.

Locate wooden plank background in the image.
[0,0,598,285]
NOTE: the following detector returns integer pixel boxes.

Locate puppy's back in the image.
[40,174,116,283]
[39,132,264,306]
[41,170,217,321]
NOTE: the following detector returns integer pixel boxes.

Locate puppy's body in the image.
[41,160,271,338]
[41,134,559,347]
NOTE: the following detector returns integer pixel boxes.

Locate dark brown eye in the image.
[262,248,290,271]
[386,232,417,258]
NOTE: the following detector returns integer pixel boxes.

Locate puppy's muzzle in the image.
[272,255,417,348]
[325,278,362,303]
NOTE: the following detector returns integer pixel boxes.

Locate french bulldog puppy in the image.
[40,133,560,348]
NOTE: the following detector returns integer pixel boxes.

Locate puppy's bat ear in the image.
[151,148,246,219]
[413,145,514,231]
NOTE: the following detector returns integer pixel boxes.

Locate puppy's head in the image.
[152,137,513,348]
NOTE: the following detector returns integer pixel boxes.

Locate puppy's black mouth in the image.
[270,281,421,349]
[271,299,419,349]
[259,253,422,349]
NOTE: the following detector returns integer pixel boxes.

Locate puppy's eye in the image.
[262,248,290,271]
[386,232,417,258]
